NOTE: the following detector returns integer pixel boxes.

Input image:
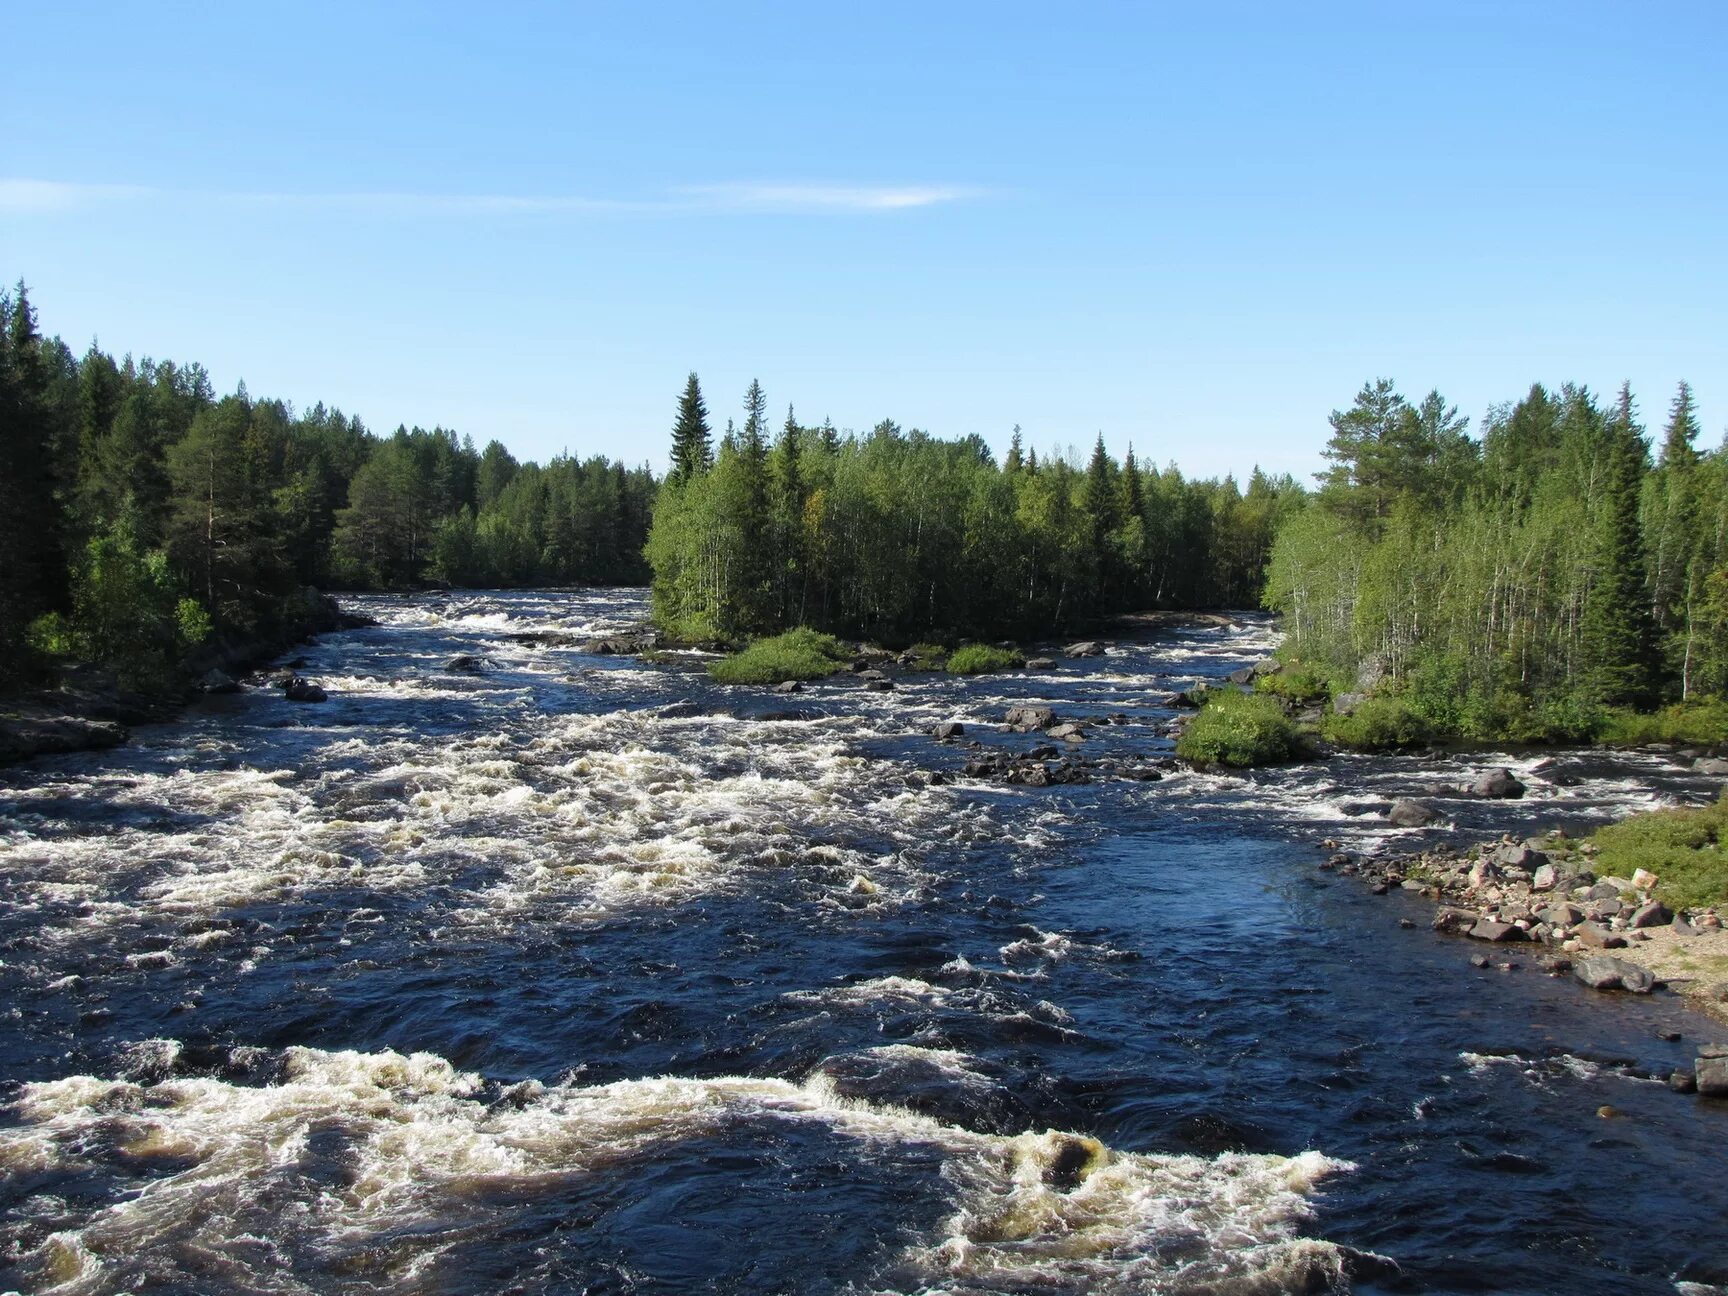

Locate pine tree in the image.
[819,416,838,455]
[669,372,713,484]
[1121,443,1145,519]
[1579,384,1661,706]
[1005,424,1024,474]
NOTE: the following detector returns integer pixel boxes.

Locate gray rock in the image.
[1045,723,1088,743]
[1696,1055,1728,1097]
[1386,799,1440,828]
[1586,881,1625,901]
[858,669,887,681]
[1531,863,1560,892]
[865,679,894,692]
[1433,907,1480,935]
[1540,902,1585,928]
[1471,768,1526,799]
[1024,657,1057,670]
[1630,901,1674,929]
[1468,920,1526,943]
[1063,641,1105,657]
[1332,692,1366,716]
[1669,1070,1698,1094]
[931,721,965,740]
[772,680,803,694]
[1004,705,1057,732]
[200,668,241,694]
[1227,665,1255,685]
[1572,955,1656,993]
[1694,757,1728,776]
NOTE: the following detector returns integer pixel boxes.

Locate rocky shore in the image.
[1319,773,1728,1079]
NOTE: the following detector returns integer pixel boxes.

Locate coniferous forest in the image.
[0,284,655,690]
[6,282,1727,745]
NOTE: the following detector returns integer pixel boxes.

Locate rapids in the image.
[1,588,1725,1295]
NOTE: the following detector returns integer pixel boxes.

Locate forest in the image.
[0,284,655,689]
[646,374,1304,642]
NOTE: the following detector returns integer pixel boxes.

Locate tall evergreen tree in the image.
[668,372,713,483]
[1578,384,1660,706]
[1005,424,1024,474]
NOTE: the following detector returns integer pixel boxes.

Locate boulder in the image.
[1669,1070,1698,1094]
[1331,692,1367,716]
[865,679,894,692]
[1004,705,1057,733]
[443,654,486,674]
[1024,657,1057,670]
[1631,868,1660,891]
[1572,956,1656,993]
[1468,920,1526,943]
[931,721,965,740]
[1063,641,1105,657]
[580,634,656,655]
[1386,799,1440,828]
[283,676,327,703]
[1495,844,1546,870]
[1574,922,1627,950]
[1702,1056,1728,1097]
[1433,907,1479,935]
[1694,756,1728,776]
[0,714,129,762]
[858,669,887,681]
[1227,666,1255,685]
[773,680,803,694]
[1045,723,1088,743]
[1471,768,1526,799]
[200,668,241,694]
[1531,863,1560,892]
[1630,901,1674,929]
[1540,902,1585,928]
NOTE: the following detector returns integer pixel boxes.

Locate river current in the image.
[1,589,1725,1295]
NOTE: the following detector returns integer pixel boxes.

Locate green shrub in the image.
[709,628,851,685]
[1321,695,1431,749]
[946,644,1025,675]
[1176,689,1297,767]
[1255,665,1330,705]
[1591,793,1728,910]
[1598,700,1728,745]
[904,642,950,671]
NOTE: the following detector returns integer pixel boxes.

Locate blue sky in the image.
[4,2,1724,479]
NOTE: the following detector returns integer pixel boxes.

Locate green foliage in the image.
[709,627,851,685]
[1176,689,1297,767]
[1253,661,1331,705]
[945,644,1024,675]
[1597,700,1728,745]
[1590,793,1728,911]
[26,612,73,658]
[1320,695,1432,749]
[904,642,950,670]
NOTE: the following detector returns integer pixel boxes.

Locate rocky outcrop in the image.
[1004,705,1057,733]
[0,712,129,763]
[1572,956,1656,994]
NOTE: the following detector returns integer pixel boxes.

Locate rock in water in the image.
[1062,641,1105,657]
[1045,723,1088,743]
[931,721,965,739]
[772,680,802,694]
[1471,767,1526,799]
[1387,799,1439,828]
[200,668,241,694]
[1697,1055,1728,1098]
[443,654,485,674]
[1004,705,1057,732]
[1572,955,1656,993]
[283,676,327,703]
[1468,920,1526,943]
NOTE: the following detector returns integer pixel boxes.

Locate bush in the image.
[709,628,850,685]
[946,644,1024,675]
[1176,689,1297,767]
[1254,665,1330,706]
[1321,695,1431,749]
[1598,700,1728,746]
[904,642,950,671]
[1591,793,1728,910]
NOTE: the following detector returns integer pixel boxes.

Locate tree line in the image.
[1265,378,1728,739]
[0,283,654,689]
[647,373,1304,643]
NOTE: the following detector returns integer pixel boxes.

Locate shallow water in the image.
[1,589,1725,1295]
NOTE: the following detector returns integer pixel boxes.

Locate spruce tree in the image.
[669,372,713,484]
[1005,424,1024,474]
[1578,384,1660,706]
[1121,443,1145,519]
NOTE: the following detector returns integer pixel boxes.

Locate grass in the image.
[1598,699,1728,745]
[709,628,851,685]
[1254,663,1332,706]
[1175,688,1298,768]
[903,642,950,671]
[946,644,1025,675]
[1590,792,1728,911]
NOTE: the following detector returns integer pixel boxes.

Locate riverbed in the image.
[1,589,1724,1295]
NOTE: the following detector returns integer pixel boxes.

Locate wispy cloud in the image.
[0,179,980,217]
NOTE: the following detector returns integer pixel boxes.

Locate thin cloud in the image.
[0,178,980,217]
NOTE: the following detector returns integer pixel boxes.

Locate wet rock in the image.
[1696,1055,1728,1097]
[865,679,894,692]
[283,676,327,703]
[1669,1070,1698,1094]
[0,714,129,762]
[931,721,965,739]
[1045,723,1088,743]
[1062,641,1105,657]
[1399,918,1416,929]
[1024,656,1057,670]
[773,680,803,694]
[1572,955,1655,993]
[1469,952,1491,968]
[200,668,241,694]
[1004,704,1057,732]
[581,634,657,655]
[1630,901,1674,929]
[858,669,887,681]
[1386,799,1440,828]
[1471,768,1526,799]
[1468,919,1525,943]
[443,654,486,674]
[1433,907,1479,935]
[1694,756,1728,776]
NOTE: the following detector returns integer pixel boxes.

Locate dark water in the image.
[1,589,1724,1295]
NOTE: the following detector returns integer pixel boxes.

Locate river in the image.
[1,588,1724,1295]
